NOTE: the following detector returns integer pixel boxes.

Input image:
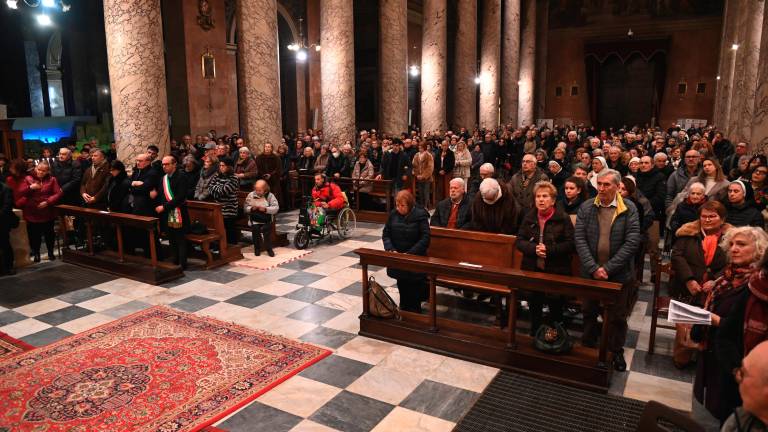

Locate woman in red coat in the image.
[16,161,62,262]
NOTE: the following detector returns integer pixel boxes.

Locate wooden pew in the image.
[56,204,183,284]
[186,201,244,268]
[354,248,622,392]
[233,191,289,251]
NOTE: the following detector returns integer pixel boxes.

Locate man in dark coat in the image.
[379,141,411,194]
[80,149,110,209]
[255,142,283,204]
[508,154,549,217]
[575,169,640,372]
[155,156,189,269]
[635,155,667,276]
[129,153,159,217]
[431,178,471,229]
[52,147,82,206]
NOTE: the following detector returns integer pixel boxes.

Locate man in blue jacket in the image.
[575,169,641,372]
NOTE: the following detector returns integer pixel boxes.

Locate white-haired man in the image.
[431,178,472,229]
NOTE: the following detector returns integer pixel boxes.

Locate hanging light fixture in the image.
[287,17,320,63]
[5,0,72,21]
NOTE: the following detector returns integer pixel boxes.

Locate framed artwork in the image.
[202,51,216,80]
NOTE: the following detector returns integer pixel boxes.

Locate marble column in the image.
[321,0,356,146]
[501,0,520,126]
[713,0,738,129]
[727,0,765,144]
[479,0,501,129]
[534,0,548,120]
[379,0,408,135]
[237,0,282,155]
[453,0,477,130]
[517,0,536,127]
[103,0,170,168]
[751,7,768,153]
[421,0,448,133]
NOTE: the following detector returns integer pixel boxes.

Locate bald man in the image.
[720,341,768,431]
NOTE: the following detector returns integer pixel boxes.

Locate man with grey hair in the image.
[575,168,640,372]
[652,152,673,178]
[468,163,496,199]
[80,148,110,209]
[431,178,471,229]
[52,146,82,206]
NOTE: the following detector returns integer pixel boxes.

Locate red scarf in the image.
[537,206,556,234]
[745,271,768,355]
[705,264,753,311]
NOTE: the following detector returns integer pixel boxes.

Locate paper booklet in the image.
[668,300,712,325]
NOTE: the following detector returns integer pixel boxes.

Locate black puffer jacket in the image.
[516,207,575,275]
[635,168,666,220]
[724,200,764,228]
[383,206,431,281]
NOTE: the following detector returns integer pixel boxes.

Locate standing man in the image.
[509,153,549,217]
[155,156,189,269]
[575,169,641,371]
[52,147,82,206]
[80,149,110,209]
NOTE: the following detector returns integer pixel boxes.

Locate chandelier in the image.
[286,17,320,62]
[5,0,72,26]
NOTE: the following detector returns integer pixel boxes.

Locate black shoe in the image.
[613,351,627,372]
[267,249,275,257]
[254,250,261,256]
[33,253,41,263]
[48,253,56,261]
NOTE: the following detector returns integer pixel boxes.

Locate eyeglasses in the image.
[685,156,699,159]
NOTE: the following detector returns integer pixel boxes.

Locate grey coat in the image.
[574,195,641,283]
[665,165,699,211]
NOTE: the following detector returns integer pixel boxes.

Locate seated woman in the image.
[669,182,707,240]
[516,181,574,335]
[194,156,219,201]
[382,190,430,313]
[692,224,768,425]
[351,151,375,209]
[244,179,279,257]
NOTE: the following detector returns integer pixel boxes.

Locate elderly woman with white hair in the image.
[588,156,607,190]
[234,146,258,189]
[669,181,708,237]
[470,178,519,235]
[691,226,768,426]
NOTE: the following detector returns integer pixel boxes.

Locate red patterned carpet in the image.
[0,306,330,432]
[0,331,33,360]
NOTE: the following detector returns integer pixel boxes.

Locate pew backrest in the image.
[428,226,521,269]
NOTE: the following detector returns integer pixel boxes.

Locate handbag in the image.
[533,322,573,354]
[367,276,400,320]
[189,220,208,235]
[673,323,701,368]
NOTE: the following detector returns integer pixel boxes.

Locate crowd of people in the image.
[1,122,768,429]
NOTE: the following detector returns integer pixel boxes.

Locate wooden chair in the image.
[648,255,675,355]
[635,400,705,432]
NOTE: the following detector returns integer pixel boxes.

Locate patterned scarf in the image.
[745,271,768,355]
[705,264,753,312]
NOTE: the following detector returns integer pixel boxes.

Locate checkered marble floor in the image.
[0,210,693,431]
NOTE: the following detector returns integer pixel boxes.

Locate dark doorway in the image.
[597,54,659,129]
[278,14,298,135]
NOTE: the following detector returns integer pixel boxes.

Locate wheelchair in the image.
[294,195,356,249]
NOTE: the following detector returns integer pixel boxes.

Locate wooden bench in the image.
[56,204,183,284]
[187,201,244,269]
[354,248,622,392]
[232,191,289,251]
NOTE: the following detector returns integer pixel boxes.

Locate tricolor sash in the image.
[162,174,183,228]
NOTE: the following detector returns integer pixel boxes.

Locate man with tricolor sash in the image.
[155,156,190,269]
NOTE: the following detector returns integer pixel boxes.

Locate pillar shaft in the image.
[379,0,408,136]
[321,0,356,146]
[518,0,536,127]
[727,0,764,143]
[103,0,170,168]
[534,0,548,120]
[751,5,768,152]
[479,0,501,129]
[421,0,448,133]
[501,0,520,126]
[713,0,739,129]
[453,0,477,130]
[237,0,282,154]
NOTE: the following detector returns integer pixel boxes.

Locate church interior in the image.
[1,0,768,431]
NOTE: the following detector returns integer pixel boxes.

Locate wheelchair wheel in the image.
[294,228,310,249]
[336,207,356,239]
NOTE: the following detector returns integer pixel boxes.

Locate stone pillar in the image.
[534,0,548,120]
[321,0,356,146]
[421,0,448,133]
[103,0,170,168]
[751,7,768,152]
[517,0,536,127]
[501,0,520,126]
[379,0,408,136]
[237,0,282,155]
[727,0,765,143]
[479,0,501,129]
[453,0,477,130]
[713,0,739,129]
